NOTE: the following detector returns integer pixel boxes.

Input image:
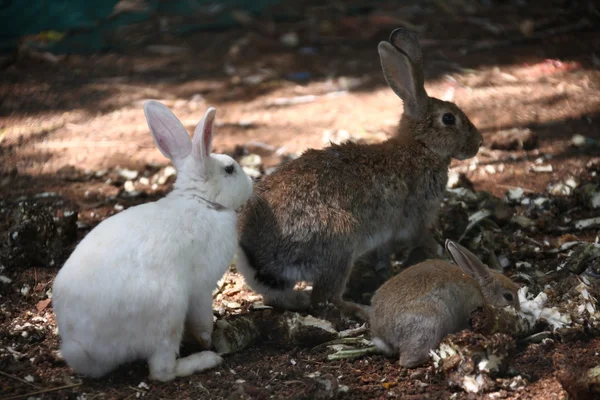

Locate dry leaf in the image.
[36,298,51,312]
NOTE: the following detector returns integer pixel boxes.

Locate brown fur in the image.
[369,241,520,367]
[236,28,483,320]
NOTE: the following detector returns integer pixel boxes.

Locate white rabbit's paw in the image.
[175,351,223,377]
[149,368,176,382]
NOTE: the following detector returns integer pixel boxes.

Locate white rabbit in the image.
[52,100,253,382]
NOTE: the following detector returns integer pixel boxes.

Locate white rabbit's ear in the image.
[192,107,216,163]
[378,28,428,118]
[144,100,192,162]
[445,240,492,284]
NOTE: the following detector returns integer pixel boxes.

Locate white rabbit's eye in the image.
[442,113,456,125]
[503,292,514,302]
[224,165,235,174]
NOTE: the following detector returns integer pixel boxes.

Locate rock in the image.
[282,312,338,347]
[506,187,524,203]
[431,331,517,394]
[489,128,538,151]
[211,317,260,355]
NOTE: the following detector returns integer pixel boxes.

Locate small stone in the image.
[531,165,553,173]
[506,187,524,202]
[21,284,31,296]
[533,197,550,208]
[124,180,136,192]
[571,134,595,148]
[280,32,299,47]
[139,177,150,186]
[516,261,532,269]
[117,168,139,181]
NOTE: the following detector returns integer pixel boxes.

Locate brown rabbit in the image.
[236,28,483,320]
[369,240,520,368]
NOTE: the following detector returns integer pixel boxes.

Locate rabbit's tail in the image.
[235,246,310,310]
[61,339,112,378]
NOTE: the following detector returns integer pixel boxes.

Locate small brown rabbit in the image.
[369,240,520,368]
[236,28,483,320]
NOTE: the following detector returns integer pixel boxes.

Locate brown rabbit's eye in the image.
[224,165,235,174]
[442,113,456,125]
[503,292,514,302]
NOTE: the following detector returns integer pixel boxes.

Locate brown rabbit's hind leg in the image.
[397,313,445,368]
[312,258,369,321]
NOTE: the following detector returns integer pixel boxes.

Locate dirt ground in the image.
[1,0,600,399]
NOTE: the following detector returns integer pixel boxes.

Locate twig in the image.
[264,374,278,387]
[339,324,369,338]
[127,386,146,393]
[0,371,40,389]
[1,382,82,400]
[522,236,546,248]
[327,345,381,361]
[312,336,369,350]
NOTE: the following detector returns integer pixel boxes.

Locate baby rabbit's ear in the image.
[144,100,192,164]
[445,240,492,285]
[192,107,216,166]
[378,28,428,118]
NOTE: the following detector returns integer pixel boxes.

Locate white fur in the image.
[52,101,252,381]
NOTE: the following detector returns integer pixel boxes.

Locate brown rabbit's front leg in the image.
[311,259,369,321]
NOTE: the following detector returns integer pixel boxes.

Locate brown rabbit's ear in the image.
[378,28,428,118]
[445,240,492,285]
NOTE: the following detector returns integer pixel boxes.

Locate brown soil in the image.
[1,0,599,399]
